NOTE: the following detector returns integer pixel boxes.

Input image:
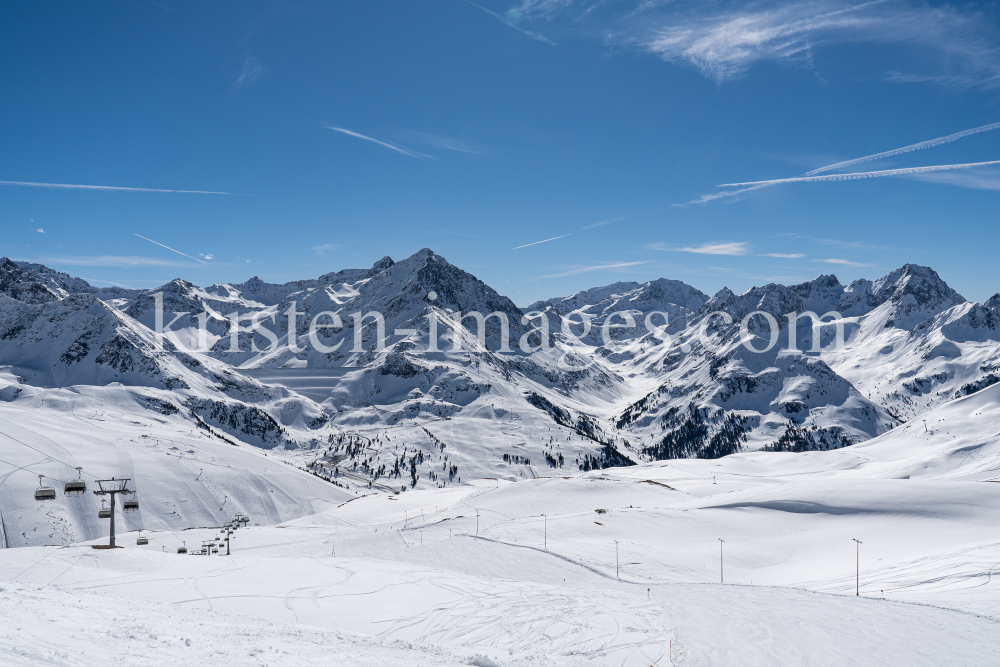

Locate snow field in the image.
[3,459,1000,665]
[0,379,352,548]
[0,580,477,667]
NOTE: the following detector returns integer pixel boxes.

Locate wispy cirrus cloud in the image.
[35,228,44,234]
[313,243,338,254]
[28,255,189,267]
[327,127,429,158]
[513,1,1000,88]
[818,238,892,250]
[816,258,873,267]
[540,260,649,278]
[763,252,805,258]
[0,180,233,194]
[582,215,630,230]
[406,131,484,154]
[649,241,750,255]
[232,56,263,91]
[906,166,1000,192]
[644,0,883,82]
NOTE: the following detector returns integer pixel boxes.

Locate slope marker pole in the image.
[719,538,724,584]
[853,538,862,596]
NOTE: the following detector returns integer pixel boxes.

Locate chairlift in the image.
[136,531,148,546]
[211,547,219,554]
[64,467,87,495]
[98,500,111,519]
[177,541,188,554]
[34,475,56,501]
[123,497,139,512]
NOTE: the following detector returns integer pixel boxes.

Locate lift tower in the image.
[93,478,132,548]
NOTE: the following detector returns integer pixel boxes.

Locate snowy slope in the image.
[0,370,352,548]
[4,422,1000,666]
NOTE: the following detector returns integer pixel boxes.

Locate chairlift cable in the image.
[0,456,69,482]
[46,549,92,586]
[9,545,74,581]
[0,431,80,483]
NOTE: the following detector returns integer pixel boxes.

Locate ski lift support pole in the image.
[93,478,132,548]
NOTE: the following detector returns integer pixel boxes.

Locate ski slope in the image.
[0,370,352,548]
[4,377,1000,666]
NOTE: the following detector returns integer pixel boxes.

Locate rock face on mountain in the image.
[530,278,708,320]
[1,258,139,303]
[1,258,62,304]
[2,252,997,476]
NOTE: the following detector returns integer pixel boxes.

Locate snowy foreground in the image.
[4,385,1000,666]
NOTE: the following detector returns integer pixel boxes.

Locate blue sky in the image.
[2,0,1000,305]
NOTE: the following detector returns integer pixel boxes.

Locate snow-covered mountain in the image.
[3,250,1000,546]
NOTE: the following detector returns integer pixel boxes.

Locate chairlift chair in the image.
[177,542,188,554]
[98,500,111,519]
[64,467,87,495]
[136,531,149,546]
[34,475,56,501]
[123,498,139,512]
[212,547,219,554]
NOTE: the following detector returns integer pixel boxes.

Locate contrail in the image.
[461,0,555,45]
[0,180,232,194]
[682,183,773,205]
[512,234,570,250]
[327,126,427,158]
[719,160,1000,187]
[803,121,1000,176]
[134,233,209,264]
[688,120,1000,204]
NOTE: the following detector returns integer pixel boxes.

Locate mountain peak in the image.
[872,263,964,308]
[370,255,395,273]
